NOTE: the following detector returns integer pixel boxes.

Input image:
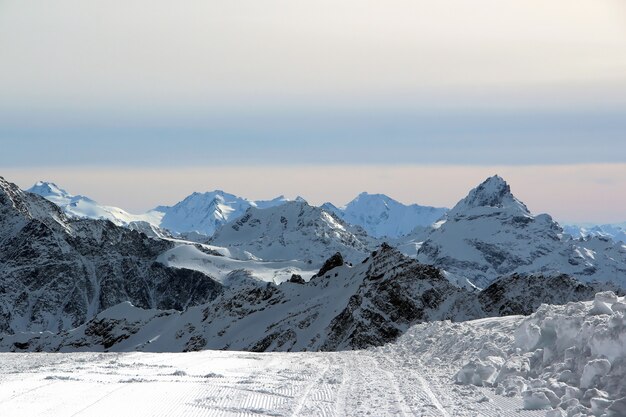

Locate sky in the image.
[1,1,626,223]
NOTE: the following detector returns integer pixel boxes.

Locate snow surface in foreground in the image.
[1,322,546,417]
[3,294,624,416]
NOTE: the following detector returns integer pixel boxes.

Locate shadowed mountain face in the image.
[0,177,222,334]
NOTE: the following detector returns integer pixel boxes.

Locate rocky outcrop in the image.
[477,273,614,316]
[314,252,344,278]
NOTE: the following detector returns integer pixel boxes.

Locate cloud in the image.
[2,109,626,167]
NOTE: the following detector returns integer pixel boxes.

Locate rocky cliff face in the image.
[476,273,620,317]
[0,177,222,334]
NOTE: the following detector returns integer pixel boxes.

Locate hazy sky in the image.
[1,1,626,222]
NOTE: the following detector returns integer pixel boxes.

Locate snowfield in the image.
[0,342,540,417]
[2,293,624,416]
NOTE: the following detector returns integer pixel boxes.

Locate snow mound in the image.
[457,292,626,416]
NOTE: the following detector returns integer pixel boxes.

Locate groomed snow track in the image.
[0,349,542,417]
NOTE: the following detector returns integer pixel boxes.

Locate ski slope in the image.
[0,348,541,417]
[0,311,551,417]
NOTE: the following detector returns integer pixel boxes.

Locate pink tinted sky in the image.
[4,163,626,224]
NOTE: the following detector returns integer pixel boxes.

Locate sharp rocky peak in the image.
[449,175,529,217]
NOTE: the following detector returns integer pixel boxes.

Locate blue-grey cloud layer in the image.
[3,109,625,167]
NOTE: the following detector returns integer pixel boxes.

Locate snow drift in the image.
[456,292,626,416]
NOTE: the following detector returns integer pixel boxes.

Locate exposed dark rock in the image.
[13,341,28,350]
[84,318,133,350]
[249,329,296,352]
[183,335,207,352]
[288,274,305,284]
[315,252,344,278]
[478,273,619,316]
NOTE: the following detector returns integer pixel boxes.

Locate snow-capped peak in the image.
[28,181,70,198]
[159,190,293,236]
[27,181,163,227]
[324,192,448,238]
[348,192,393,209]
[448,175,529,217]
[417,175,626,289]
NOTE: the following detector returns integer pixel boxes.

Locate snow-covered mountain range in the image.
[29,181,449,240]
[5,173,626,417]
[29,179,625,250]
[416,175,626,289]
[563,222,626,244]
[160,190,297,236]
[322,192,447,238]
[28,181,311,239]
[2,173,625,354]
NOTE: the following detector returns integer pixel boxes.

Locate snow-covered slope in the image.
[2,243,608,353]
[27,181,164,227]
[157,243,318,284]
[0,177,222,334]
[159,190,291,236]
[210,201,379,264]
[417,175,626,289]
[322,192,447,238]
[0,337,542,417]
[4,294,624,417]
[564,222,626,244]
